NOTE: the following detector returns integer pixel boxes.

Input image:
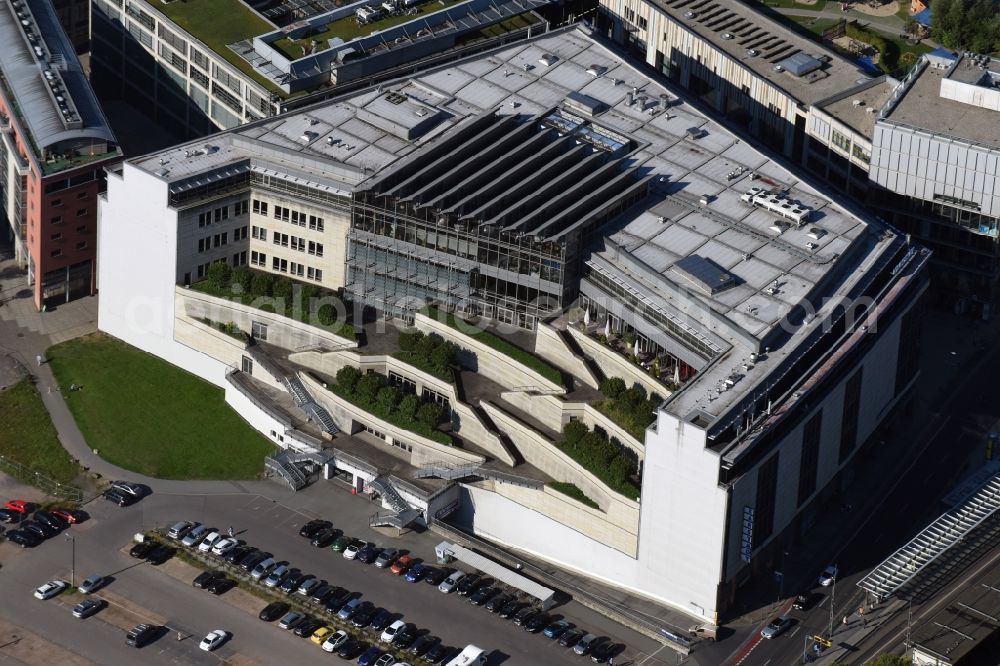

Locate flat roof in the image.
[817,77,896,140]
[645,0,871,105]
[882,55,1000,149]
[0,0,116,158]
[911,553,1000,663]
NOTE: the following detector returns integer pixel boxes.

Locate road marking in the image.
[789,626,801,638]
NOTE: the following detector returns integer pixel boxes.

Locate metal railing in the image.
[0,455,83,502]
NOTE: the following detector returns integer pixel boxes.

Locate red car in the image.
[4,500,32,514]
[51,509,85,524]
[390,554,414,575]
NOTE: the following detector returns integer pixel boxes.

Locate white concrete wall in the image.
[224,378,292,449]
[533,322,599,388]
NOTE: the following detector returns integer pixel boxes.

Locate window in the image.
[252,199,268,216]
[754,453,780,543]
[273,232,288,247]
[234,226,248,240]
[308,241,323,257]
[51,216,62,224]
[76,208,87,217]
[308,215,324,231]
[198,238,207,252]
[839,368,863,462]
[895,305,921,395]
[252,226,267,241]
[272,257,288,273]
[290,236,304,252]
[51,198,62,206]
[797,411,822,506]
[232,250,246,266]
[638,15,647,30]
[76,225,87,233]
[214,206,228,222]
[198,211,211,227]
[251,250,266,266]
[273,205,289,222]
[241,355,253,373]
[234,200,249,216]
[76,191,88,200]
[76,241,88,250]
[290,210,303,226]
[831,129,851,153]
[50,233,63,241]
[50,249,62,258]
[251,321,268,340]
[307,267,323,282]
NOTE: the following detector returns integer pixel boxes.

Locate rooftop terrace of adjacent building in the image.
[641,0,872,105]
[815,76,897,140]
[879,52,1000,150]
[0,0,118,172]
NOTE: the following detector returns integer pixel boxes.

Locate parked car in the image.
[574,634,601,656]
[78,575,104,594]
[404,561,427,582]
[410,634,439,657]
[499,599,524,619]
[374,654,396,666]
[323,587,353,614]
[264,564,290,588]
[424,642,451,664]
[298,519,332,538]
[591,640,618,663]
[198,531,222,553]
[129,541,156,559]
[559,628,585,648]
[310,625,334,646]
[331,534,354,552]
[0,508,24,523]
[33,511,68,530]
[6,529,40,548]
[24,521,58,539]
[3,500,31,514]
[71,598,105,619]
[392,623,418,648]
[369,608,394,631]
[309,583,334,605]
[166,521,194,539]
[525,612,550,633]
[351,604,377,628]
[206,577,234,595]
[792,593,815,611]
[180,524,209,547]
[296,576,320,596]
[110,481,144,498]
[358,647,382,666]
[103,489,135,506]
[193,570,226,589]
[278,611,305,630]
[374,548,399,569]
[357,543,381,564]
[51,508,85,524]
[486,594,513,613]
[239,550,271,571]
[343,540,365,560]
[251,557,278,582]
[34,580,68,600]
[199,629,227,652]
[223,545,252,564]
[258,601,289,622]
[145,544,174,565]
[438,571,466,594]
[761,616,793,639]
[381,619,406,643]
[294,618,325,638]
[456,574,482,596]
[338,598,364,621]
[470,586,498,606]
[321,628,350,652]
[543,619,574,638]
[512,606,538,627]
[390,554,414,575]
[336,639,366,659]
[311,528,339,548]
[126,624,158,648]
[818,565,838,587]
[424,567,447,586]
[280,572,306,594]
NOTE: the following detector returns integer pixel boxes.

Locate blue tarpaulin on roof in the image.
[913,6,932,26]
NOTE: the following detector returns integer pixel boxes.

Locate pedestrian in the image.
[228,526,234,537]
[36,354,42,367]
[842,615,848,627]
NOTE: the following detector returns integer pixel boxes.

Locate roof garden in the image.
[154,0,287,96]
[269,0,465,60]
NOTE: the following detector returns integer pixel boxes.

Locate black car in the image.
[23,521,58,539]
[206,577,234,595]
[129,541,156,558]
[280,572,306,594]
[455,574,482,596]
[368,609,392,632]
[145,544,174,565]
[103,489,136,507]
[513,606,538,626]
[499,599,523,619]
[591,640,618,663]
[792,593,815,611]
[239,551,271,571]
[409,634,439,656]
[356,543,381,564]
[470,586,498,606]
[0,508,23,523]
[222,544,251,564]
[392,623,418,648]
[32,511,68,530]
[258,601,289,622]
[6,529,40,548]
[336,638,366,659]
[192,570,226,589]
[350,604,376,628]
[293,618,324,638]
[298,519,332,538]
[559,628,585,648]
[525,613,550,633]
[125,623,158,648]
[423,567,447,586]
[485,594,513,613]
[424,643,451,664]
[311,528,339,548]
[324,588,353,614]
[309,583,334,605]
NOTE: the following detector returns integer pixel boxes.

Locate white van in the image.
[445,645,486,666]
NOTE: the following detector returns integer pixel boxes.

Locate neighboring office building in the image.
[89,0,549,140]
[51,0,89,53]
[97,26,928,623]
[0,0,120,309]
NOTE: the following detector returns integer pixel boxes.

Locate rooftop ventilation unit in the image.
[686,127,704,139]
[538,54,557,67]
[852,99,864,107]
[779,52,823,77]
[683,10,697,18]
[586,64,607,77]
[746,48,759,57]
[773,65,785,73]
[721,33,734,40]
[671,255,735,295]
[564,91,606,117]
[742,188,813,226]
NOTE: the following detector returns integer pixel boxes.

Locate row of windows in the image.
[269,231,323,256]
[197,200,249,227]
[49,191,89,207]
[195,252,248,278]
[270,256,323,281]
[270,204,325,231]
[49,242,87,257]
[197,226,248,252]
[49,208,89,225]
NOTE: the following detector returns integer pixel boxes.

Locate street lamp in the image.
[64,533,75,588]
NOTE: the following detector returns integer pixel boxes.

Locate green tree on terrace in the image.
[207,261,231,290]
[335,366,361,392]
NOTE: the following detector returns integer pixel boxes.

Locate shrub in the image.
[557,422,640,498]
[335,366,361,392]
[272,278,292,303]
[417,402,444,429]
[318,303,337,326]
[600,377,627,400]
[398,329,422,352]
[623,384,648,406]
[376,386,402,414]
[430,340,456,371]
[356,373,384,404]
[562,420,588,447]
[548,482,600,509]
[233,265,252,293]
[250,273,273,298]
[207,261,232,290]
[397,394,419,421]
[415,332,439,360]
[338,324,356,341]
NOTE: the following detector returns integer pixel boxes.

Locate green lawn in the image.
[156,0,286,96]
[758,0,828,10]
[789,15,842,38]
[0,379,80,485]
[48,334,275,479]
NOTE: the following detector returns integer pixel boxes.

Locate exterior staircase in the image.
[413,461,544,489]
[265,450,308,490]
[284,375,339,435]
[367,476,420,528]
[369,508,421,529]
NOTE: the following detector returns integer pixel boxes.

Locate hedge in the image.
[392,330,457,382]
[596,378,659,441]
[557,421,640,498]
[846,21,900,75]
[548,481,600,509]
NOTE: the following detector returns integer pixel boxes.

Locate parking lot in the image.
[0,477,671,665]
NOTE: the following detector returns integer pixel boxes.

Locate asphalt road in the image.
[734,338,1000,665]
[0,482,662,665]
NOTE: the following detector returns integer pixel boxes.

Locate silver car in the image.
[78,575,104,594]
[251,557,277,581]
[181,524,208,547]
[374,548,399,569]
[263,564,290,588]
[761,616,793,639]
